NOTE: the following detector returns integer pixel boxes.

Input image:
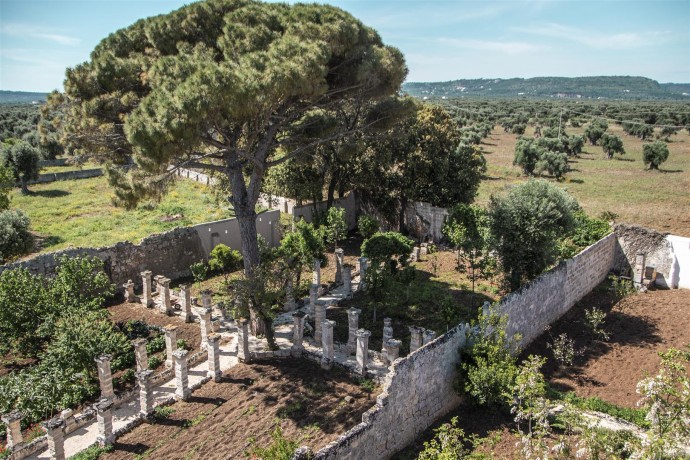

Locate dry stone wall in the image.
[313,324,468,460]
[0,211,280,289]
[500,233,616,347]
[311,234,617,459]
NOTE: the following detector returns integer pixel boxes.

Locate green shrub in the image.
[115,319,151,340]
[68,444,113,460]
[458,306,520,409]
[189,261,209,286]
[357,215,380,240]
[148,355,163,369]
[208,244,242,280]
[146,335,166,354]
[176,339,189,351]
[417,416,469,460]
[361,232,415,272]
[0,209,32,262]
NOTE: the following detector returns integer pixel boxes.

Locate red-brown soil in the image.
[107,301,203,354]
[100,358,376,460]
[524,287,690,408]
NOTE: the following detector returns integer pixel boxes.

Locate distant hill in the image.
[402,76,690,101]
[0,90,48,104]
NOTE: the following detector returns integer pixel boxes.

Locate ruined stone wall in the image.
[25,168,103,185]
[403,201,449,243]
[0,211,280,289]
[613,224,673,287]
[500,233,616,347]
[313,324,468,460]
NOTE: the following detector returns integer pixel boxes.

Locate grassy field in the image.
[476,124,690,236]
[10,176,231,253]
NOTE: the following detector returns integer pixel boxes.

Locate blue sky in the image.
[1,0,688,92]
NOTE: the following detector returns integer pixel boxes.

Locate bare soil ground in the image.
[99,358,377,460]
[524,286,690,408]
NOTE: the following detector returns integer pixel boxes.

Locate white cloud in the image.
[1,23,80,46]
[439,38,546,54]
[514,23,673,50]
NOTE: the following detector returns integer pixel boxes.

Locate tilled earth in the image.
[100,358,377,459]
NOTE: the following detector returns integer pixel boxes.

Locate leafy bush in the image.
[489,179,579,290]
[357,215,380,240]
[69,444,113,460]
[148,355,163,369]
[600,133,625,159]
[208,244,242,280]
[0,209,32,262]
[547,332,577,367]
[361,232,415,272]
[584,307,609,341]
[325,207,347,249]
[458,306,520,409]
[1,141,40,193]
[417,416,469,459]
[0,164,12,211]
[534,149,568,179]
[176,339,189,351]
[146,334,166,354]
[115,319,151,340]
[189,260,209,286]
[642,141,670,170]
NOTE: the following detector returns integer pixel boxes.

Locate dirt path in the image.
[524,287,690,408]
[100,359,376,460]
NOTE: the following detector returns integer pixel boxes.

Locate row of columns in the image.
[133,272,195,322]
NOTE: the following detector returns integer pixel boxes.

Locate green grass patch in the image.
[68,444,113,460]
[10,176,232,253]
[547,386,649,428]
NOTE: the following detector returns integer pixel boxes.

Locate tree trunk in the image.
[398,196,408,233]
[326,175,337,210]
[20,178,29,195]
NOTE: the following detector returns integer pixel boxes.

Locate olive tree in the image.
[489,179,579,291]
[599,133,625,159]
[643,141,670,170]
[1,141,40,194]
[61,0,406,333]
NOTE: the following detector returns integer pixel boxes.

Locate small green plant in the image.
[357,215,379,240]
[208,244,242,282]
[360,379,376,394]
[147,355,163,369]
[277,400,304,418]
[69,444,114,460]
[114,368,136,387]
[249,426,298,460]
[189,260,209,287]
[146,334,166,354]
[417,416,469,460]
[547,332,578,368]
[152,405,175,421]
[176,339,189,350]
[611,275,635,298]
[511,355,552,460]
[325,206,347,250]
[584,307,610,341]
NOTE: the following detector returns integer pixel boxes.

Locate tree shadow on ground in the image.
[660,168,683,173]
[568,179,584,184]
[29,189,70,198]
[615,157,635,162]
[111,441,149,455]
[481,174,503,181]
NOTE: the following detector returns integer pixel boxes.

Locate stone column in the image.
[314,303,326,344]
[123,279,137,303]
[163,325,178,368]
[180,285,193,322]
[342,266,352,297]
[420,243,428,257]
[292,311,306,357]
[95,398,114,446]
[482,301,491,318]
[206,333,222,382]
[312,258,321,287]
[237,319,250,363]
[321,320,335,370]
[95,355,114,399]
[137,369,154,417]
[358,257,368,290]
[201,289,212,310]
[173,349,190,401]
[141,270,153,307]
[634,252,646,287]
[42,416,65,460]
[346,307,361,355]
[283,278,297,312]
[309,284,318,313]
[355,329,371,376]
[409,326,423,353]
[133,338,148,372]
[159,277,172,315]
[383,339,401,365]
[422,329,437,345]
[199,308,212,350]
[381,317,393,360]
[412,246,421,262]
[1,411,23,450]
[335,248,344,284]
